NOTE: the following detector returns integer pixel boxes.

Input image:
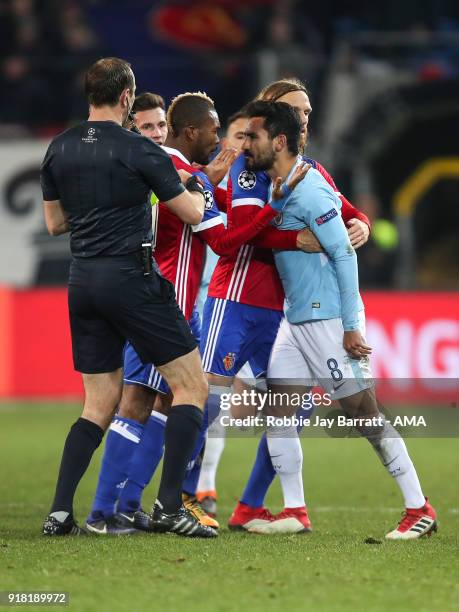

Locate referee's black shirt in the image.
[40,121,185,258]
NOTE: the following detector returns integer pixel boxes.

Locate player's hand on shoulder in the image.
[271,162,311,202]
[343,330,372,359]
[177,169,205,189]
[177,169,192,184]
[346,218,370,249]
[269,162,310,212]
[203,148,238,186]
[286,161,311,192]
[296,228,323,253]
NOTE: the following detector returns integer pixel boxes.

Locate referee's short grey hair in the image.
[85,57,135,107]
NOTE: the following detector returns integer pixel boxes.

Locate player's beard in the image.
[245,148,275,172]
[299,128,308,154]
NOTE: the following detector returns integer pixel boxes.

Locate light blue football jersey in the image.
[271,158,363,330]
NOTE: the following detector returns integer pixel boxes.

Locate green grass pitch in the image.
[1,403,458,612]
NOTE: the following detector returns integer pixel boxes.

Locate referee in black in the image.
[40,57,214,537]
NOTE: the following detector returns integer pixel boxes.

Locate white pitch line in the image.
[214,505,459,514]
[1,503,458,514]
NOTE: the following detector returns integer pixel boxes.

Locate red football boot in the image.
[386,498,437,540]
[228,502,275,532]
[247,506,312,534]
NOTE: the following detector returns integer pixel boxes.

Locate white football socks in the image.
[197,418,226,493]
[368,419,425,509]
[266,425,305,508]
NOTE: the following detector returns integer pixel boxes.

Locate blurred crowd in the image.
[1,0,458,129]
[0,0,104,129]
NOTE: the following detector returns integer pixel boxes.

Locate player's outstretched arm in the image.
[201,163,310,255]
[295,228,323,252]
[202,200,288,256]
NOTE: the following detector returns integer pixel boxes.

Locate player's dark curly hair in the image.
[167,92,215,136]
[85,57,135,107]
[244,100,302,156]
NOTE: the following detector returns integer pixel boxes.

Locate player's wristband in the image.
[185,175,205,196]
[268,182,293,212]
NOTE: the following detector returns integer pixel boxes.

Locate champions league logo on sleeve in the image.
[204,190,214,210]
[238,170,257,190]
[273,213,283,226]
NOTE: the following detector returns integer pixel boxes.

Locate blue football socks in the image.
[87,416,144,522]
[117,411,167,513]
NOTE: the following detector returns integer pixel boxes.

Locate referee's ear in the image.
[120,88,133,110]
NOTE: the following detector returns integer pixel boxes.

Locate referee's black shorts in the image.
[68,254,197,374]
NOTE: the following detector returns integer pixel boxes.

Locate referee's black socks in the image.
[157,405,203,514]
[50,417,104,516]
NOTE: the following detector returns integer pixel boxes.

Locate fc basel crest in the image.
[223,352,236,371]
[237,170,257,190]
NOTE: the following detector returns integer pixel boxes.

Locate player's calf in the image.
[340,392,436,538]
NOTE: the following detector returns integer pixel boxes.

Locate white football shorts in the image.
[267,311,374,400]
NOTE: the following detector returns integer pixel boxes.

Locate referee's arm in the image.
[41,144,69,236]
[43,200,69,236]
[138,142,205,226]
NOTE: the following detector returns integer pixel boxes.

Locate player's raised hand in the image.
[204,148,239,186]
[296,228,324,253]
[347,218,370,249]
[343,330,372,359]
[287,161,311,192]
[271,162,311,201]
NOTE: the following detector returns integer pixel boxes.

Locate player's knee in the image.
[118,384,155,423]
[84,385,121,414]
[153,392,172,416]
[340,388,378,420]
[118,399,150,423]
[190,373,208,405]
[170,372,208,408]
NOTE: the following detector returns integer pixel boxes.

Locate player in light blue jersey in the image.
[239,100,437,539]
